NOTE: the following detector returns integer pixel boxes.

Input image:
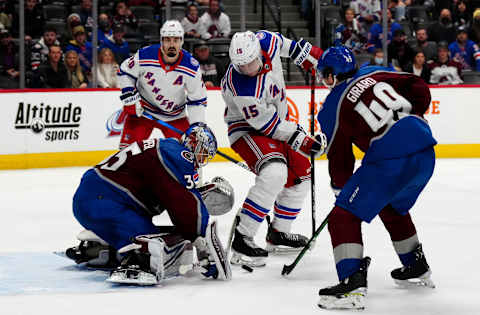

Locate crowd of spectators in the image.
[330,0,480,84]
[0,0,230,89]
[4,0,480,88]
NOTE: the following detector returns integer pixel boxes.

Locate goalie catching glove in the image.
[291,38,323,72]
[198,176,234,216]
[288,125,327,158]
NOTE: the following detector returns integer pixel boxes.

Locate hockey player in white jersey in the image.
[221,30,326,267]
[117,20,207,149]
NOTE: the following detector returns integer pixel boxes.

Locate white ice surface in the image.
[0,159,479,315]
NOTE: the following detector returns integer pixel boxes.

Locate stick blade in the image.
[281,264,294,276]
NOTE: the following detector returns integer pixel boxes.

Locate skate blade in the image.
[230,251,266,268]
[265,243,304,254]
[317,288,366,310]
[106,271,158,286]
[394,270,435,289]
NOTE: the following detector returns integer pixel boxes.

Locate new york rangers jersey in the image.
[317,66,437,188]
[221,31,300,145]
[95,138,206,221]
[118,45,207,123]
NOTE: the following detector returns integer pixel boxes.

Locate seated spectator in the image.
[64,50,88,88]
[350,0,381,33]
[449,27,480,71]
[200,0,231,39]
[98,13,113,47]
[66,26,93,75]
[182,2,206,39]
[30,28,60,71]
[429,43,463,85]
[388,29,416,71]
[388,0,407,22]
[411,27,437,63]
[79,0,94,36]
[334,8,367,53]
[62,13,83,48]
[36,45,69,88]
[0,0,12,30]
[470,9,480,44]
[100,24,130,64]
[96,47,119,88]
[113,1,138,33]
[427,9,456,44]
[193,40,225,87]
[366,9,402,53]
[405,50,431,83]
[0,29,19,88]
[453,0,470,29]
[11,0,44,41]
[195,0,210,5]
[360,48,396,70]
[468,8,480,44]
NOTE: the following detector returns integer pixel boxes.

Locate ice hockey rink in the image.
[1,158,479,315]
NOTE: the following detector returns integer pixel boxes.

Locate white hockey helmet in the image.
[229,31,262,74]
[160,20,184,43]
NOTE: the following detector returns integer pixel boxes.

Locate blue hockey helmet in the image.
[316,46,357,87]
[182,123,218,168]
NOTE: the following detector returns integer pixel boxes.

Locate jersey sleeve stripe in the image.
[118,69,137,80]
[259,111,279,136]
[227,121,254,136]
[255,73,267,99]
[227,68,238,96]
[187,97,207,106]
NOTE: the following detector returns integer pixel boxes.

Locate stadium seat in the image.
[207,38,231,57]
[139,22,160,40]
[43,4,67,21]
[131,6,155,22]
[171,6,186,21]
[462,71,480,84]
[408,6,430,24]
[45,20,67,36]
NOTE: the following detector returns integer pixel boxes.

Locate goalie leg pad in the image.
[206,221,232,280]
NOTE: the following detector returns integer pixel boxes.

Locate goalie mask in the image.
[181,123,217,168]
[198,177,235,216]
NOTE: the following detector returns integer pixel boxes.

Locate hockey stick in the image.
[141,112,252,173]
[281,212,329,276]
[309,69,317,237]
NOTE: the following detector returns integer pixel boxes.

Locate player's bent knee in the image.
[256,161,288,193]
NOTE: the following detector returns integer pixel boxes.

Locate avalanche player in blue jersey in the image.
[65,124,233,285]
[314,46,437,310]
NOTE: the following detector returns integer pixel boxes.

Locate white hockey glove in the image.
[198,176,235,216]
[287,125,327,158]
[120,89,143,117]
[291,38,323,72]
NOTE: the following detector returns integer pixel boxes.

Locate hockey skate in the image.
[265,221,309,254]
[59,230,120,270]
[317,257,371,310]
[391,244,435,288]
[231,229,268,268]
[107,249,160,286]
